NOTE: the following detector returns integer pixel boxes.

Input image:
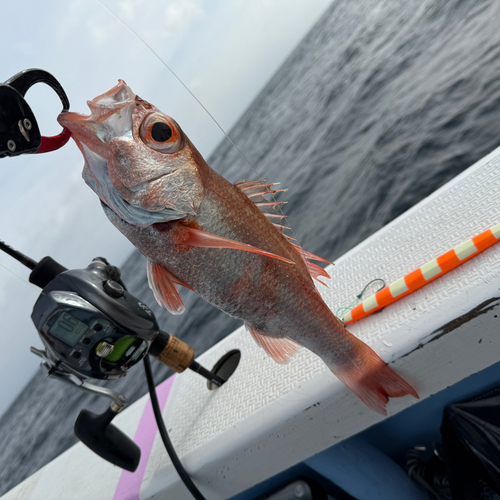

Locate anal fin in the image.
[147,261,185,315]
[246,324,301,364]
[176,226,295,265]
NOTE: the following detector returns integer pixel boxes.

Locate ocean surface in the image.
[3,0,500,494]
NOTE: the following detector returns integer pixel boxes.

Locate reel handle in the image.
[74,405,140,472]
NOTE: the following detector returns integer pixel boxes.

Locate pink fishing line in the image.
[113,374,175,500]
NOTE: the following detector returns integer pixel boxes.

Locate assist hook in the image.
[0,68,71,158]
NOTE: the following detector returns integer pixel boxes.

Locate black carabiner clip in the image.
[0,69,71,158]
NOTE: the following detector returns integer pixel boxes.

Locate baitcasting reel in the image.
[1,241,225,472]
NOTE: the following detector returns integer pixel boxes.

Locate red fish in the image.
[58,81,418,414]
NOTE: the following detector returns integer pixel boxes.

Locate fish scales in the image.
[108,163,317,328]
[58,81,418,414]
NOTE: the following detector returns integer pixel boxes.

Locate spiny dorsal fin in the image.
[292,244,332,265]
[245,323,301,364]
[291,244,332,287]
[235,179,290,235]
[235,180,287,198]
[235,179,332,286]
[264,213,286,220]
[305,261,329,287]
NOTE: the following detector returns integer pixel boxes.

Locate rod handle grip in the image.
[155,334,194,373]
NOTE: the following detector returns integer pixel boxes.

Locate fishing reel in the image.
[31,258,157,380]
[1,241,225,472]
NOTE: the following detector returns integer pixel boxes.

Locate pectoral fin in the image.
[176,226,295,265]
[147,261,185,315]
[246,324,301,364]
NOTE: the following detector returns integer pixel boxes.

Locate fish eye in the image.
[151,122,172,142]
[139,113,183,154]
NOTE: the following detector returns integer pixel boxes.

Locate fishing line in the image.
[336,278,385,320]
[94,0,301,246]
[0,262,42,293]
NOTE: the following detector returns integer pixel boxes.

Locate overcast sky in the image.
[0,0,332,417]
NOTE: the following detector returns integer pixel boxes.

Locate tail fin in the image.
[331,341,418,415]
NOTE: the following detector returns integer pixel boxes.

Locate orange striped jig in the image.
[342,223,500,324]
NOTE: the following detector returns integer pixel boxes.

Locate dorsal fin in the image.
[291,243,332,288]
[235,179,332,286]
[304,260,329,287]
[235,179,290,235]
[263,213,286,220]
[235,180,287,198]
[292,244,333,265]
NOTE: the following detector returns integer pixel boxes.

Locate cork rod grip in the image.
[155,335,195,373]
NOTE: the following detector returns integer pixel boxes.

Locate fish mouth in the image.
[57,80,138,159]
[58,80,136,131]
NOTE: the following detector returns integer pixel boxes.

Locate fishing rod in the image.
[0,69,237,500]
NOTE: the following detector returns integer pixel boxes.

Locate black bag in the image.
[441,391,500,499]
